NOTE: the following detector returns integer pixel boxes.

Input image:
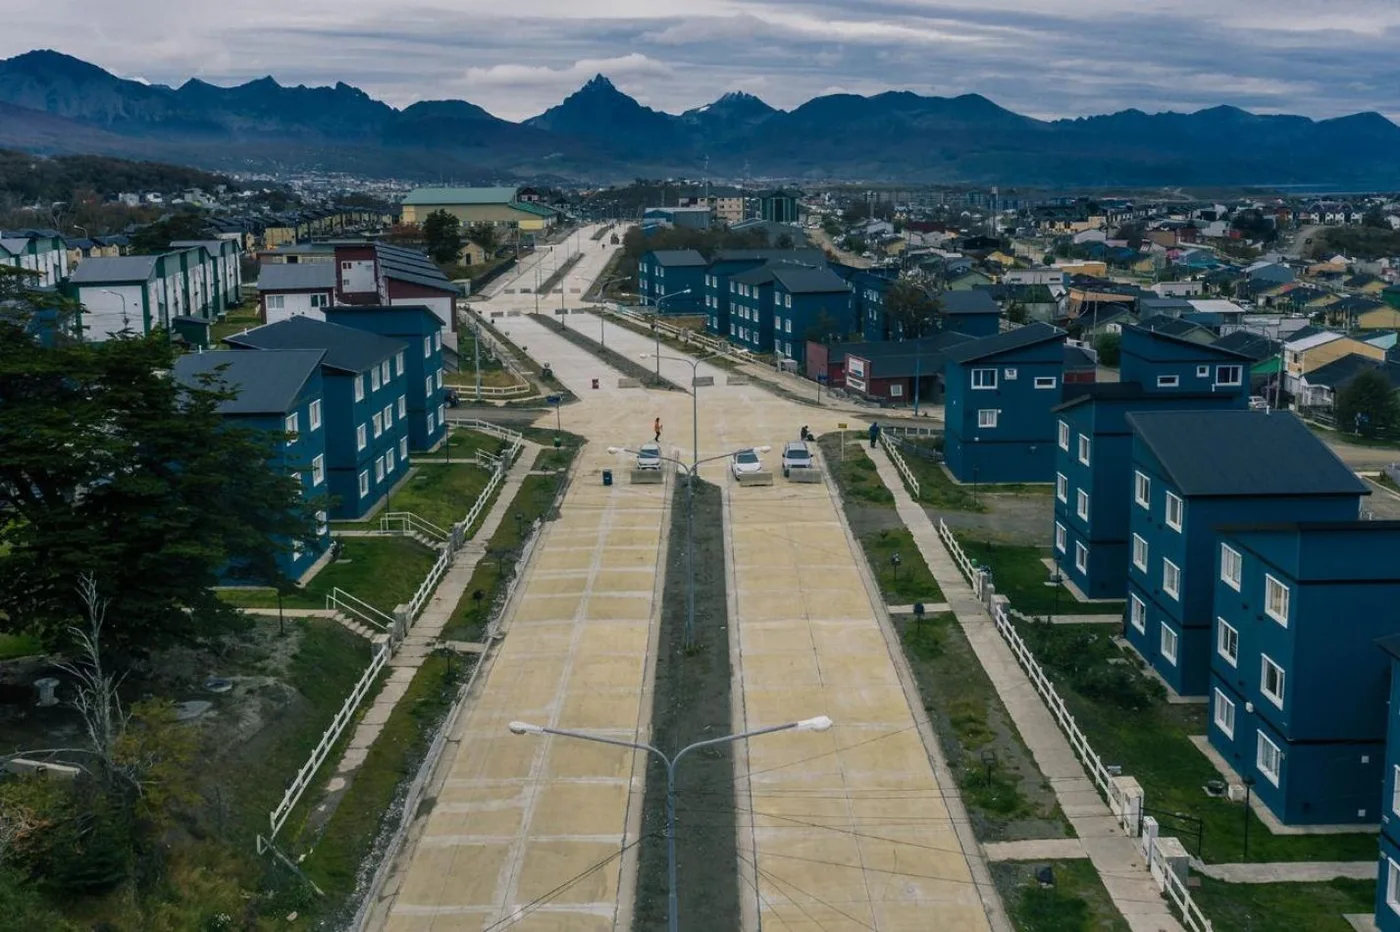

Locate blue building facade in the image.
[940,289,1002,339]
[769,266,853,365]
[172,349,331,581]
[323,304,447,452]
[728,266,777,353]
[1053,386,1241,600]
[1376,636,1400,931]
[1208,523,1400,827]
[1123,410,1367,696]
[1120,322,1254,396]
[637,249,707,312]
[943,323,1067,483]
[226,317,413,521]
[704,249,827,339]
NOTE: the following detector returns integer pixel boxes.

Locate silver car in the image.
[781,441,812,477]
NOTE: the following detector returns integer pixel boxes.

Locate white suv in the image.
[636,443,662,470]
[781,441,812,477]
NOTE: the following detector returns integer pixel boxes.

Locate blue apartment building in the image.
[172,349,330,580]
[323,304,447,452]
[704,249,825,338]
[1375,635,1400,930]
[637,249,706,312]
[943,323,1067,483]
[940,289,1002,338]
[1208,522,1400,827]
[728,265,778,353]
[1124,410,1367,696]
[226,317,412,520]
[1120,322,1255,394]
[769,266,853,364]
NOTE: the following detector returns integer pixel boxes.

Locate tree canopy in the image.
[885,279,942,339]
[465,222,500,257]
[421,210,463,265]
[1336,369,1400,437]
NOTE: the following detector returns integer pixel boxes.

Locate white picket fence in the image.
[446,416,525,465]
[879,431,921,499]
[937,518,1216,932]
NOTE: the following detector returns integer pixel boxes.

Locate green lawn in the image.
[1019,622,1378,863]
[893,439,985,512]
[415,428,511,463]
[342,462,494,532]
[211,310,261,345]
[992,860,1130,932]
[818,433,895,506]
[859,527,943,603]
[1309,423,1400,450]
[955,535,1125,616]
[219,537,439,614]
[0,632,43,659]
[1189,877,1375,932]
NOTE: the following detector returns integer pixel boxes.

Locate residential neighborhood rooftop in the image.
[66,255,160,284]
[944,321,1063,363]
[646,249,708,267]
[225,316,406,373]
[257,262,336,291]
[172,348,326,416]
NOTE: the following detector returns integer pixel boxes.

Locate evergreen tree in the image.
[422,210,463,264]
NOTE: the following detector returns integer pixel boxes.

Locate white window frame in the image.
[1056,473,1068,503]
[1393,766,1400,818]
[437,403,445,425]
[1257,731,1283,787]
[1213,689,1236,738]
[398,396,406,418]
[1058,420,1070,451]
[1261,654,1285,708]
[1160,624,1179,665]
[385,448,395,474]
[1163,558,1181,600]
[1221,544,1242,591]
[1165,492,1183,532]
[1132,534,1148,572]
[372,412,383,438]
[308,399,322,431]
[1196,365,1209,378]
[1217,619,1239,667]
[399,436,408,460]
[971,367,998,390]
[1055,522,1066,553]
[890,383,905,398]
[381,360,391,384]
[435,332,442,351]
[395,350,405,377]
[1034,376,1057,389]
[267,294,285,310]
[356,423,367,451]
[423,336,431,358]
[1216,364,1243,387]
[315,509,328,536]
[427,411,436,433]
[284,412,299,435]
[1129,593,1146,633]
[1076,489,1090,521]
[310,454,325,487]
[1004,367,1018,380]
[978,409,999,429]
[1387,858,1400,914]
[374,456,385,483]
[1265,575,1290,627]
[1134,471,1151,509]
[371,367,381,392]
[436,369,444,389]
[355,374,365,402]
[1077,434,1090,466]
[1157,374,1180,388]
[425,375,434,397]
[357,470,369,499]
[1073,541,1088,572]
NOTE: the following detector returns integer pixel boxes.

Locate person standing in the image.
[869,421,880,449]
[654,417,663,443]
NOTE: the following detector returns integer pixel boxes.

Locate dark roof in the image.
[1125,410,1368,497]
[173,349,325,415]
[940,289,1000,316]
[1213,330,1280,361]
[1138,296,1195,315]
[944,322,1064,364]
[1055,380,1153,411]
[731,266,776,286]
[713,248,825,265]
[1134,315,1214,339]
[1376,633,1400,662]
[644,249,707,268]
[257,262,336,291]
[845,331,975,378]
[374,243,461,294]
[224,316,406,373]
[1063,345,1096,370]
[1303,354,1400,391]
[323,304,443,334]
[770,265,849,294]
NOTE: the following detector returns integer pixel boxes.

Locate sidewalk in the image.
[865,444,1187,932]
[1196,861,1376,883]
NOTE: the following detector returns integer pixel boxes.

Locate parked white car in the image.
[730,448,764,479]
[636,443,662,470]
[781,441,812,477]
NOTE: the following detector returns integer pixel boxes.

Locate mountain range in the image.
[2,49,1399,187]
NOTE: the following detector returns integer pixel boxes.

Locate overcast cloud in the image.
[4,0,1399,122]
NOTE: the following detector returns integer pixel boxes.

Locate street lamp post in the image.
[652,289,693,380]
[99,288,130,332]
[507,715,833,932]
[610,444,768,648]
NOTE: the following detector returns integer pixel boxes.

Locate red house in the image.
[333,243,461,342]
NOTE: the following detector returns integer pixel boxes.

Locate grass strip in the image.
[954,534,1124,616]
[218,537,439,612]
[991,859,1131,932]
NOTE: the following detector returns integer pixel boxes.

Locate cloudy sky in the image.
[5,0,1400,122]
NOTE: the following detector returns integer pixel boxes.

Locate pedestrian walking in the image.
[654,417,663,443]
[869,421,880,449]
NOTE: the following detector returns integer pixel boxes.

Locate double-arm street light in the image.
[641,351,722,474]
[609,445,769,648]
[508,715,834,932]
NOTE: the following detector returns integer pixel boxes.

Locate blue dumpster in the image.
[602,469,613,486]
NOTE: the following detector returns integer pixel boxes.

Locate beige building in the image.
[400,186,557,233]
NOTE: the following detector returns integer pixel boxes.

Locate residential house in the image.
[1285,331,1385,395]
[0,230,70,287]
[946,269,994,291]
[638,249,707,312]
[1244,260,1296,287]
[1375,635,1400,931]
[758,189,801,224]
[768,266,853,365]
[643,206,713,230]
[943,323,1067,483]
[728,265,778,352]
[67,247,225,340]
[225,317,412,521]
[940,289,1002,338]
[1123,411,1367,696]
[704,248,826,338]
[1358,306,1400,331]
[1003,268,1066,287]
[1063,345,1098,384]
[171,349,331,580]
[841,332,973,405]
[330,243,462,342]
[257,262,336,323]
[1295,355,1400,412]
[1074,304,1138,340]
[1209,522,1400,826]
[1121,322,1254,394]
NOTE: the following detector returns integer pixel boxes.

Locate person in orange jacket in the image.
[653,417,662,442]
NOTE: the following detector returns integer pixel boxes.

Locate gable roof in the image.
[1213,330,1280,361]
[731,266,777,286]
[67,255,159,284]
[1302,354,1400,391]
[713,248,825,266]
[257,262,336,291]
[224,316,405,373]
[644,249,707,268]
[845,331,974,378]
[173,349,325,415]
[1125,410,1367,497]
[1063,345,1096,370]
[940,289,1000,316]
[770,265,849,294]
[402,186,518,206]
[945,322,1064,364]
[1133,315,1218,341]
[373,243,460,294]
[1286,330,1344,352]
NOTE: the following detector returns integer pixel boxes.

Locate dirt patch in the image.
[632,479,739,932]
[934,493,1055,547]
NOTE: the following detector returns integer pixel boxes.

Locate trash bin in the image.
[602,469,613,486]
[592,378,599,389]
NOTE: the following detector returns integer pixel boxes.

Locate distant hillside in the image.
[0,148,234,204]
[2,49,1400,186]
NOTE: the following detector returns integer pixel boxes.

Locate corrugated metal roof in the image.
[173,349,325,415]
[225,316,406,373]
[940,289,1000,316]
[644,249,707,268]
[402,186,518,206]
[257,263,336,291]
[67,255,160,284]
[770,266,849,294]
[944,322,1064,364]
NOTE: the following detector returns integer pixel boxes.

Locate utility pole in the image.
[473,316,482,403]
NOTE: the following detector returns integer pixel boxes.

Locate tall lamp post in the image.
[98,288,130,332]
[507,714,833,932]
[592,273,630,349]
[641,351,722,474]
[610,445,768,648]
[652,289,693,380]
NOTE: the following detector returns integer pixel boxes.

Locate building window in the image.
[978,409,999,428]
[355,374,365,402]
[971,368,997,389]
[1157,375,1180,388]
[1056,473,1068,503]
[398,396,406,419]
[1217,619,1239,666]
[890,384,904,398]
[379,360,390,384]
[1387,859,1400,914]
[400,436,408,460]
[1213,689,1235,738]
[1077,434,1090,466]
[1004,368,1018,380]
[315,510,328,536]
[372,412,383,437]
[1165,492,1183,531]
[435,332,442,351]
[358,470,369,499]
[310,293,329,308]
[785,318,792,333]
[383,403,393,427]
[1076,489,1090,521]
[438,403,445,425]
[425,375,434,397]
[395,351,405,376]
[1132,534,1148,571]
[1196,365,1209,378]
[423,336,431,358]
[1074,541,1088,573]
[310,454,325,487]
[1034,376,1057,389]
[427,411,436,433]
[1160,625,1179,665]
[284,412,299,435]
[374,456,385,483]
[1055,522,1066,553]
[1265,575,1290,626]
[385,448,395,474]
[1216,365,1243,386]
[356,424,367,451]
[1261,654,1285,708]
[1221,544,1242,590]
[436,369,444,389]
[1134,471,1150,508]
[1163,559,1181,600]
[1058,420,1070,451]
[308,399,322,431]
[371,367,381,392]
[1129,594,1146,633]
[1257,731,1283,787]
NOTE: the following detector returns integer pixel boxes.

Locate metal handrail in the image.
[325,587,393,630]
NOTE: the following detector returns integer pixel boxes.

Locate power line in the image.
[476,835,647,931]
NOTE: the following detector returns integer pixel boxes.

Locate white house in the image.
[67,247,231,341]
[0,231,70,287]
[257,262,336,324]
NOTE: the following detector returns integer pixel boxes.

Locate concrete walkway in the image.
[1196,860,1377,883]
[983,839,1088,862]
[865,443,1187,932]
